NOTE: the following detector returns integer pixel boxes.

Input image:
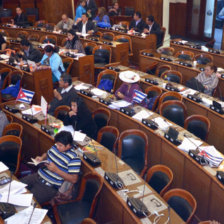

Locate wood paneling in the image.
[169,2,187,36]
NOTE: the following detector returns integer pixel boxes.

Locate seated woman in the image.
[94,7,111,28]
[195,65,219,96]
[108,2,121,16]
[38,44,65,83]
[63,98,97,139]
[115,71,141,102]
[64,29,85,53]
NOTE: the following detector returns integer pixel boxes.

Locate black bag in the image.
[186,78,205,93]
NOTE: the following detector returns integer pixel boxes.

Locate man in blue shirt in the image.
[129,11,146,33]
[21,131,81,204]
[75,0,86,22]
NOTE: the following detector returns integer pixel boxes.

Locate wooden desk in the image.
[109,15,132,25]
[0,102,183,224]
[170,41,224,68]
[139,50,224,100]
[98,28,157,65]
[0,62,53,104]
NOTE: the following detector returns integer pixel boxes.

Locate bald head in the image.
[62,14,68,22]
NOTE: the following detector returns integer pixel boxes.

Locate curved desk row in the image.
[0,101,183,224]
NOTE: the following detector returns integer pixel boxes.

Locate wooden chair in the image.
[97,126,119,152]
[6,114,13,123]
[117,129,148,177]
[161,70,183,84]
[0,68,12,90]
[92,45,112,70]
[45,23,55,31]
[144,61,158,74]
[81,218,96,224]
[158,91,183,110]
[27,34,40,42]
[92,107,111,134]
[205,38,215,49]
[34,20,48,27]
[61,37,67,47]
[96,69,118,93]
[0,135,22,176]
[175,50,194,61]
[144,86,162,111]
[54,105,70,118]
[62,57,74,74]
[2,123,23,138]
[158,47,175,56]
[1,70,24,102]
[101,32,115,41]
[0,29,9,37]
[155,64,172,77]
[94,31,103,39]
[159,100,187,127]
[53,172,103,224]
[16,31,29,40]
[184,115,210,141]
[40,35,57,45]
[163,188,197,223]
[194,53,213,65]
[119,21,130,29]
[145,164,173,196]
[83,42,97,55]
[114,35,133,56]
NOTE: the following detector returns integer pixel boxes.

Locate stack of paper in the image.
[91,88,107,98]
[178,137,203,152]
[22,105,42,116]
[180,88,197,97]
[108,100,131,110]
[152,117,171,132]
[202,98,212,106]
[74,83,90,91]
[199,146,224,167]
[132,110,152,121]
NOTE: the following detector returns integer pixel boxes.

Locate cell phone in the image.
[0,176,11,186]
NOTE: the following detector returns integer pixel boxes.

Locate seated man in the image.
[11,7,28,27]
[143,15,162,47]
[0,34,6,51]
[56,14,74,31]
[19,39,42,63]
[21,131,81,204]
[195,65,219,96]
[129,11,146,33]
[73,13,97,35]
[108,2,121,16]
[48,73,79,115]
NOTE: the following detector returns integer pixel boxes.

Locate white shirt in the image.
[61,85,73,94]
[148,22,154,33]
[81,22,87,34]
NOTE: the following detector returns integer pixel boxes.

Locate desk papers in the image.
[0,162,9,173]
[178,137,203,152]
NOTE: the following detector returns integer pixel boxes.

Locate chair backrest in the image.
[17,31,29,40]
[0,68,12,87]
[62,57,74,74]
[163,188,197,223]
[159,47,175,56]
[96,69,118,93]
[28,34,40,42]
[102,32,115,41]
[97,126,119,152]
[6,114,13,123]
[2,70,24,90]
[34,20,48,27]
[175,51,194,61]
[2,123,23,138]
[159,100,187,127]
[92,45,112,65]
[194,53,213,65]
[92,107,111,134]
[124,7,134,16]
[40,35,57,45]
[144,86,162,111]
[77,172,103,217]
[161,70,183,84]
[0,29,9,37]
[146,164,173,196]
[184,115,210,141]
[54,105,70,119]
[45,23,55,31]
[155,65,172,77]
[0,135,22,176]
[118,129,148,176]
[114,35,133,55]
[81,218,96,224]
[83,42,97,55]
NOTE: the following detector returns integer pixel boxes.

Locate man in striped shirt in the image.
[21,131,81,204]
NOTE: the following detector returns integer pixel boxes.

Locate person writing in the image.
[115,71,141,102]
[64,29,85,53]
[195,65,219,96]
[21,131,81,204]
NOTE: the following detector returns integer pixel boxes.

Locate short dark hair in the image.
[54,131,73,146]
[82,13,88,18]
[147,15,154,22]
[44,45,54,53]
[20,39,30,47]
[61,73,72,85]
[207,64,217,72]
[135,11,141,18]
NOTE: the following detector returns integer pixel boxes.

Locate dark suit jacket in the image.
[85,0,97,18]
[73,20,97,34]
[145,22,163,47]
[129,19,146,33]
[22,45,42,63]
[14,13,28,27]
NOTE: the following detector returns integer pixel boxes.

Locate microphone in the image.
[27,203,37,224]
[0,172,16,219]
[104,149,124,189]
